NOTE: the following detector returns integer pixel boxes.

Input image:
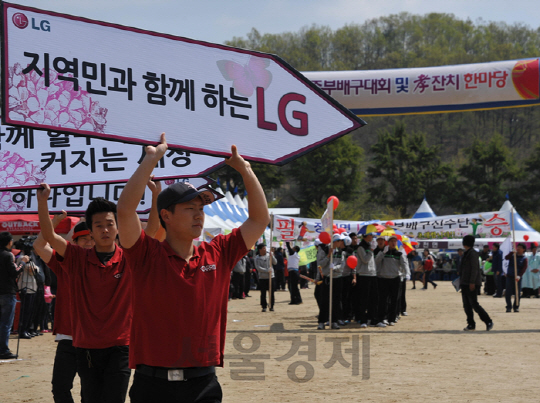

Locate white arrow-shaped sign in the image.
[2,2,366,165]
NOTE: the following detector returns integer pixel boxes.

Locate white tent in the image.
[412,198,437,219]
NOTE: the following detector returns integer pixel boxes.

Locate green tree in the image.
[367,124,454,217]
[452,134,520,212]
[288,135,365,216]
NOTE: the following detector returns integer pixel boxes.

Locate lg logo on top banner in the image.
[12,12,28,29]
[12,12,50,32]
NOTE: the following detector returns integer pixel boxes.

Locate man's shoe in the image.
[388,322,396,326]
[337,320,345,326]
[401,312,408,316]
[317,323,325,330]
[0,352,17,360]
[331,322,340,330]
[261,308,267,312]
[360,323,368,329]
[486,322,494,331]
[383,320,389,325]
[434,284,438,289]
[376,322,387,328]
[270,307,274,312]
[463,325,475,331]
[19,332,32,339]
[506,308,512,313]
[514,308,519,313]
[411,286,416,290]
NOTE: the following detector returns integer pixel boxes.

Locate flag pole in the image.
[268,213,274,310]
[511,208,519,308]
[328,200,334,328]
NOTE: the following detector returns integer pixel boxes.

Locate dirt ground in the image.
[1,281,539,403]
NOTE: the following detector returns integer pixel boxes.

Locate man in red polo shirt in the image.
[37,190,132,403]
[117,133,269,402]
[34,214,94,403]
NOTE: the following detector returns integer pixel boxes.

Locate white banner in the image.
[2,3,365,165]
[304,59,540,116]
[0,177,219,215]
[0,123,223,191]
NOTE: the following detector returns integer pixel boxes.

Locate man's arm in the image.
[34,211,67,264]
[118,133,168,249]
[37,184,68,257]
[143,176,162,239]
[227,145,269,250]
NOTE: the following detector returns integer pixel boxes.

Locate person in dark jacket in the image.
[491,243,504,298]
[460,235,493,331]
[504,243,528,312]
[0,232,21,359]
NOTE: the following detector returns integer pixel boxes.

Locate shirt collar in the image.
[162,240,200,262]
[88,244,123,266]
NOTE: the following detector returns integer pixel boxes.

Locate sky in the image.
[8,0,540,45]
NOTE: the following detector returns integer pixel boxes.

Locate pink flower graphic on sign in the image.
[216,56,273,97]
[7,64,108,133]
[0,151,47,189]
[0,191,24,212]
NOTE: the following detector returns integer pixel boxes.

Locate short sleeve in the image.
[210,228,248,272]
[122,229,155,273]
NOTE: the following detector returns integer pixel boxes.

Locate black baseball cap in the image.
[157,182,215,212]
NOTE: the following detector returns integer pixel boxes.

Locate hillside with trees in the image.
[212,13,540,225]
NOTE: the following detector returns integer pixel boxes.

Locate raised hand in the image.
[225,145,250,173]
[37,183,51,203]
[145,132,168,160]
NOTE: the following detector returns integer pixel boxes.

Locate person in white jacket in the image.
[375,235,409,327]
[354,233,378,328]
[255,244,277,312]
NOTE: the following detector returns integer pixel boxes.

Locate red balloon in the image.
[327,196,339,210]
[524,235,530,241]
[347,255,358,269]
[386,221,395,226]
[338,228,347,234]
[319,232,331,244]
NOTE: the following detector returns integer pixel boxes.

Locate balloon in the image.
[346,255,358,269]
[386,221,395,226]
[319,232,331,244]
[524,235,529,241]
[327,196,339,210]
[338,228,347,234]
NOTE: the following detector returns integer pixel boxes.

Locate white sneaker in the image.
[376,322,387,328]
[402,312,408,316]
[360,323,368,328]
[388,322,396,326]
[383,320,389,325]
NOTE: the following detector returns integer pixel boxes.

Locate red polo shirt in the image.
[47,253,72,336]
[124,228,247,369]
[59,243,132,349]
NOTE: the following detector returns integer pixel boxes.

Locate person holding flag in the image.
[504,243,528,312]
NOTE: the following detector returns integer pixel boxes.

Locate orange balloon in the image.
[319,232,331,244]
[327,196,339,210]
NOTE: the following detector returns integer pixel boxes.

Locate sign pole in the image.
[328,200,334,328]
[511,208,520,308]
[268,213,274,311]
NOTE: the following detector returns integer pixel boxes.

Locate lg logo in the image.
[12,12,50,32]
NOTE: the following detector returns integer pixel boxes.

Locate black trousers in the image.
[423,271,437,289]
[76,345,131,403]
[377,277,401,323]
[52,339,79,403]
[461,285,491,327]
[354,276,378,324]
[130,371,222,403]
[318,277,342,324]
[341,275,354,320]
[231,272,244,299]
[18,291,36,334]
[243,270,252,296]
[275,268,286,290]
[259,278,276,309]
[288,270,302,304]
[484,275,496,295]
[505,277,522,310]
[396,280,407,316]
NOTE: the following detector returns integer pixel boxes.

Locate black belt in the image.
[136,364,215,381]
